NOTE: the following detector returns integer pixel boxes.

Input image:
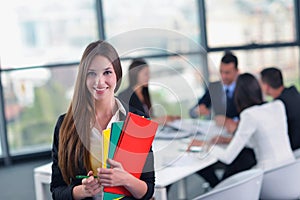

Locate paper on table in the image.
[155,126,192,140]
[166,119,204,134]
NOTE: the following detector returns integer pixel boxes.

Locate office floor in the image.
[0,157,213,200]
[0,158,52,200]
[167,174,209,199]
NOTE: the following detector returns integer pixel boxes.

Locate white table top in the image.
[36,153,217,188]
[34,162,52,174]
[155,152,216,187]
[34,119,227,188]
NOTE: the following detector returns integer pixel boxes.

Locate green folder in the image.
[103,191,124,200]
[107,121,124,168]
[103,121,125,199]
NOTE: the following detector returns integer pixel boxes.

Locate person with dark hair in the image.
[118,58,179,124]
[260,67,300,150]
[50,41,155,200]
[189,52,257,188]
[190,51,239,132]
[207,73,295,170]
[191,73,295,178]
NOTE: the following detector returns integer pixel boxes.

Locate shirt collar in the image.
[223,81,236,92]
[106,98,127,129]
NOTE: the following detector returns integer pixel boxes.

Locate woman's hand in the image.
[73,171,102,200]
[97,159,131,187]
[97,159,148,199]
[224,119,238,134]
[214,115,238,134]
[82,171,102,196]
[209,136,232,145]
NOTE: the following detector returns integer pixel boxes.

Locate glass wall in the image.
[117,54,207,118]
[0,0,97,69]
[0,0,299,161]
[2,65,77,155]
[207,47,300,86]
[205,0,296,47]
[103,0,201,56]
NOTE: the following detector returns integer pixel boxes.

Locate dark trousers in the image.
[197,147,257,187]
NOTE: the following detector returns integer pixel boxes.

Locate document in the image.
[104,112,158,196]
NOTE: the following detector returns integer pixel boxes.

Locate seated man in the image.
[190,51,239,132]
[190,52,256,188]
[260,67,300,150]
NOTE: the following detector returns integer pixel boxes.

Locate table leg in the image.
[34,173,51,200]
[153,187,168,200]
[177,178,187,199]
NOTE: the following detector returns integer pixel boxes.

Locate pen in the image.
[76,175,98,179]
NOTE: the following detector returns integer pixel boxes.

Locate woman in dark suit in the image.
[118,59,179,124]
[50,41,154,200]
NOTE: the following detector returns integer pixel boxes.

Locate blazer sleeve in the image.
[189,88,212,118]
[138,147,155,200]
[198,88,212,107]
[50,115,81,200]
[210,110,256,164]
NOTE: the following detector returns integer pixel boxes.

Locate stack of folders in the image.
[101,112,158,200]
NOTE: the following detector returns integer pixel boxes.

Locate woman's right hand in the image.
[73,171,102,199]
[97,159,130,187]
[209,136,232,145]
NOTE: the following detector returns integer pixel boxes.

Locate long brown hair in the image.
[58,40,122,184]
[128,59,152,113]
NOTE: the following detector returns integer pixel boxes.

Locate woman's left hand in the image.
[97,159,131,187]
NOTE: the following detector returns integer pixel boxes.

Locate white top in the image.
[211,100,295,171]
[89,98,127,199]
[90,98,126,172]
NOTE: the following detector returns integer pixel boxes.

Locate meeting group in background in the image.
[189,59,300,189]
[189,51,257,187]
[50,39,300,199]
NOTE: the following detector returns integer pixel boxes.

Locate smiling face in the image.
[86,55,117,102]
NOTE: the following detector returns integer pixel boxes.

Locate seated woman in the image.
[118,59,179,124]
[191,73,295,173]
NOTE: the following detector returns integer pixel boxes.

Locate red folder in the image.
[103,112,158,196]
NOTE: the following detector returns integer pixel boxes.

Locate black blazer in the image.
[118,87,150,118]
[191,81,239,119]
[50,111,155,199]
[277,86,300,150]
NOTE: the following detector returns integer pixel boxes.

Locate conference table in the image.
[34,119,229,200]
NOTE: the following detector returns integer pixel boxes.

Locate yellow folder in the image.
[102,128,111,169]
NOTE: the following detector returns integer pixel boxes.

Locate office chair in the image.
[260,159,300,200]
[192,169,263,200]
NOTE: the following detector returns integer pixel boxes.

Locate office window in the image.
[207,47,299,87]
[205,0,296,47]
[103,0,201,57]
[2,66,77,154]
[117,54,207,118]
[0,0,97,68]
